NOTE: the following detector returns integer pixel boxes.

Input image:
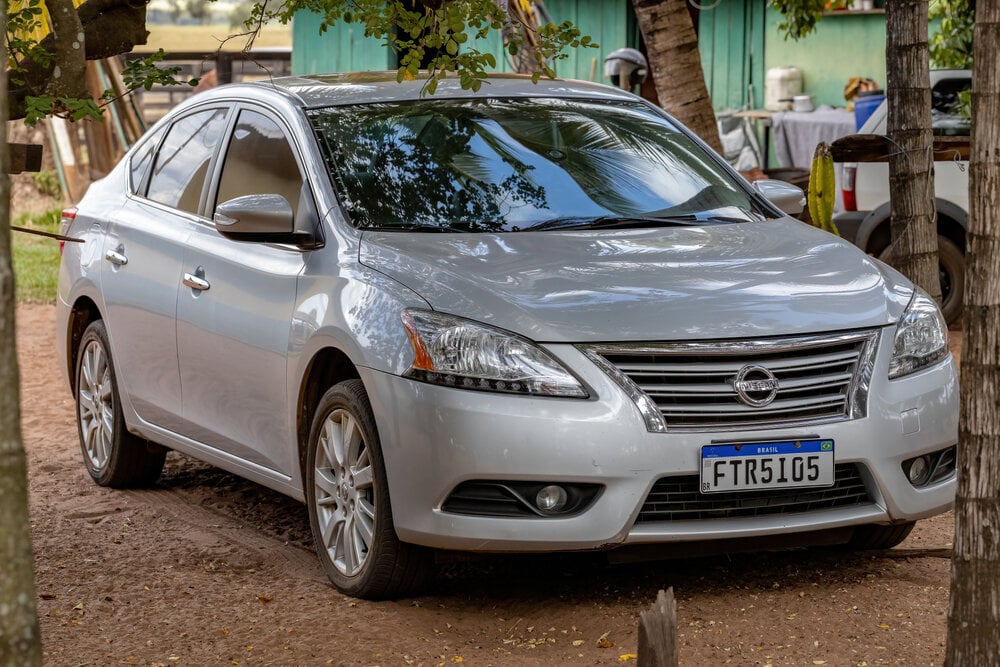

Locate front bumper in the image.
[362,335,958,553]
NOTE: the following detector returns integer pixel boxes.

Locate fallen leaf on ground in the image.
[597,633,614,649]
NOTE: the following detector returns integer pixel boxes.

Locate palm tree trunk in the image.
[946,0,1000,662]
[631,0,722,154]
[0,0,42,657]
[884,0,941,301]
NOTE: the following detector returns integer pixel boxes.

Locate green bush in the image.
[31,169,62,198]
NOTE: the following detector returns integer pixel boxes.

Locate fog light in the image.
[907,456,931,486]
[535,485,569,512]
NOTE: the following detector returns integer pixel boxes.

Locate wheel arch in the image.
[296,345,362,482]
[66,296,103,393]
[855,198,967,254]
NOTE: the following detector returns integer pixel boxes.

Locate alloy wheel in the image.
[313,408,376,577]
[78,339,114,471]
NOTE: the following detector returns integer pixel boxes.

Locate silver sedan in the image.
[57,73,958,599]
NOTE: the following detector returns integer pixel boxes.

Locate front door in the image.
[175,108,310,475]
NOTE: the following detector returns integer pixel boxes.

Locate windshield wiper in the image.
[524,214,750,232]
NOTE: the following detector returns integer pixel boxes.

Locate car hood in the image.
[358,218,913,342]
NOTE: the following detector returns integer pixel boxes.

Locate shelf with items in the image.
[823,9,885,15]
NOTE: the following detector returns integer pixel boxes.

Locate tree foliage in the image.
[5,0,595,123]
[769,0,826,41]
[4,0,190,122]
[930,0,974,67]
[241,0,595,93]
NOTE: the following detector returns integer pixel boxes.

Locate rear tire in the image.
[75,320,166,487]
[935,236,965,325]
[306,379,433,599]
[878,234,964,324]
[847,522,915,550]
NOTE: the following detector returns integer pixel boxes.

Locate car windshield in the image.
[309,98,764,232]
[931,77,971,136]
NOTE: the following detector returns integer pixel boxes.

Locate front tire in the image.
[306,379,433,599]
[75,320,165,487]
[878,234,964,324]
[847,522,915,550]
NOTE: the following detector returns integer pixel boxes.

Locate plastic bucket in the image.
[765,66,803,111]
[854,90,885,130]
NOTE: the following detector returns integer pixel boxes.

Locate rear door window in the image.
[128,126,166,195]
[146,108,229,214]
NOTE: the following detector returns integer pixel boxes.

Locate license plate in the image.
[700,439,835,494]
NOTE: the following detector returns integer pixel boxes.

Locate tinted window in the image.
[310,99,762,232]
[216,110,303,217]
[931,76,971,136]
[147,108,228,214]
[128,126,166,195]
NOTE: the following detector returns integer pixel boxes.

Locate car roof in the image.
[190,71,639,110]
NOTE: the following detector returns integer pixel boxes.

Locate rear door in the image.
[174,106,312,475]
[101,107,230,430]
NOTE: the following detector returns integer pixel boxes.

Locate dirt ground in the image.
[17,303,961,666]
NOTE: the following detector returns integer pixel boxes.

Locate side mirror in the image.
[214,194,295,241]
[752,179,806,216]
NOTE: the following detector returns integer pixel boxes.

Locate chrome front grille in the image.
[582,331,878,432]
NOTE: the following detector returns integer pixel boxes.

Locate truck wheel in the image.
[936,236,965,324]
[878,235,963,325]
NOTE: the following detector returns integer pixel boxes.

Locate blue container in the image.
[854,90,886,130]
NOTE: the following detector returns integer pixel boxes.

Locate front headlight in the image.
[401,310,588,398]
[889,289,949,379]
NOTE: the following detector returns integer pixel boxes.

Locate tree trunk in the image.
[631,0,722,154]
[0,0,42,661]
[946,1,1000,663]
[884,0,941,302]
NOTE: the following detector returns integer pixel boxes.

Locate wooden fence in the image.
[123,48,292,125]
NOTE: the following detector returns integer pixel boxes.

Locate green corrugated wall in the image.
[292,12,393,73]
[763,8,887,108]
[698,1,766,112]
[697,2,892,111]
[292,1,637,83]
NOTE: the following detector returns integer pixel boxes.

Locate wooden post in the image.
[46,118,87,202]
[84,60,117,178]
[637,588,679,667]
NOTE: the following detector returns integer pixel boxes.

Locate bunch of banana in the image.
[808,141,840,236]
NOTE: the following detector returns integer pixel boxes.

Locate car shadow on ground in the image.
[153,450,928,605]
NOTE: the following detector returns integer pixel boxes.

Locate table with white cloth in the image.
[771,106,857,211]
[771,106,857,169]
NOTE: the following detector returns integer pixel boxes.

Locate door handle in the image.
[183,273,210,291]
[104,248,128,266]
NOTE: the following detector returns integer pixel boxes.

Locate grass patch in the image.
[142,24,292,52]
[12,209,62,303]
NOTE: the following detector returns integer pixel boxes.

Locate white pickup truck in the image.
[834,69,970,324]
